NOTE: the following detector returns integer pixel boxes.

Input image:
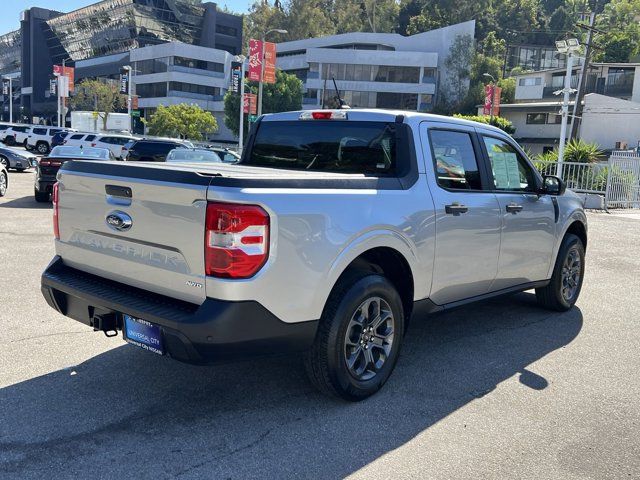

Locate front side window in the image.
[483,136,537,192]
[428,130,482,190]
[70,134,83,140]
[246,121,396,175]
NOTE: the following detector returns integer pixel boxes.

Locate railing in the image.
[534,160,608,195]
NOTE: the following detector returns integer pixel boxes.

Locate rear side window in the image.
[428,130,482,190]
[49,129,62,135]
[33,127,47,135]
[245,121,396,174]
[85,135,96,141]
[70,134,84,140]
[98,137,113,144]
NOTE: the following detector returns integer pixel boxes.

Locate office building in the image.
[275,21,475,112]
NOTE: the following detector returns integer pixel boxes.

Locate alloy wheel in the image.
[0,156,8,168]
[0,172,7,196]
[343,296,395,381]
[561,246,581,302]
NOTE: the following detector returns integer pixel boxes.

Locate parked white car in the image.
[26,126,70,154]
[90,134,138,159]
[60,132,99,149]
[2,125,33,147]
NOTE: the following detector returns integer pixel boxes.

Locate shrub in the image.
[453,114,516,134]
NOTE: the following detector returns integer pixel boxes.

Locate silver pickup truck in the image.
[41,109,587,400]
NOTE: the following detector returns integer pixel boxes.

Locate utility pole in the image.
[235,53,246,154]
[571,9,599,140]
[554,39,580,179]
[7,77,12,123]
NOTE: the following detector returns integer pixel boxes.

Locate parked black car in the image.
[51,131,71,149]
[34,146,114,202]
[123,139,193,162]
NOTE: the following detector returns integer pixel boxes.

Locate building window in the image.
[548,114,562,124]
[216,24,237,37]
[526,113,547,124]
[136,82,167,98]
[321,63,421,83]
[169,82,220,97]
[173,56,224,73]
[136,58,169,75]
[518,77,542,86]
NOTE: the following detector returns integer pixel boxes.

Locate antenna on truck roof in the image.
[332,77,350,110]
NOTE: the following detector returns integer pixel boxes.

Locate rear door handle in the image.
[506,203,524,214]
[445,203,469,216]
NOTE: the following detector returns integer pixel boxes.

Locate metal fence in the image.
[606,153,640,209]
[534,160,608,195]
[534,152,640,209]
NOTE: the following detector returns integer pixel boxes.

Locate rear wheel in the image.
[536,233,585,311]
[36,141,49,154]
[34,187,49,202]
[5,137,14,146]
[0,171,7,196]
[304,273,405,401]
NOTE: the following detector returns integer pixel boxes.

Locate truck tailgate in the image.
[56,161,212,304]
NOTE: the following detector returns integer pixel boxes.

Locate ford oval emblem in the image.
[106,211,132,232]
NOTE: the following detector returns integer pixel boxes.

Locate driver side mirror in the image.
[541,175,566,196]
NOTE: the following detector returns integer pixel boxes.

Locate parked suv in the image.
[41,110,588,400]
[89,134,138,159]
[61,132,98,148]
[26,127,68,154]
[124,139,192,162]
[2,125,32,147]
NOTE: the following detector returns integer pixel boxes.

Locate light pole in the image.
[234,54,247,154]
[482,73,496,123]
[2,76,13,123]
[257,28,287,117]
[122,65,133,133]
[554,39,580,179]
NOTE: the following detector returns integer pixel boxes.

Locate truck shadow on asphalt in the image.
[0,292,583,479]
[0,195,50,210]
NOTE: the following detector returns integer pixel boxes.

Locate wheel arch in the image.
[321,231,421,325]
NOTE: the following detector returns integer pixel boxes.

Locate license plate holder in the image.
[123,314,164,355]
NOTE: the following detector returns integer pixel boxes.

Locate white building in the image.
[494,63,640,154]
[276,21,475,111]
[130,42,238,142]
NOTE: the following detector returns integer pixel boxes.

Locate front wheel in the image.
[304,273,405,401]
[536,233,585,311]
[36,142,49,154]
[34,187,49,202]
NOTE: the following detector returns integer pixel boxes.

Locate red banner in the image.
[263,42,276,84]
[243,93,257,114]
[53,65,75,93]
[248,39,263,82]
[483,85,501,116]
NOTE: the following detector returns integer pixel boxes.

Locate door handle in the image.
[445,203,469,216]
[506,203,524,214]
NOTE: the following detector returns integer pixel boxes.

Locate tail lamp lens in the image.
[205,202,269,278]
[52,182,60,240]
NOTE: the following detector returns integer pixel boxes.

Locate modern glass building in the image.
[0,0,242,122]
[276,21,475,112]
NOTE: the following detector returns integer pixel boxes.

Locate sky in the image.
[0,0,253,34]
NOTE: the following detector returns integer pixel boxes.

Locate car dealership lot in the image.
[1,171,639,479]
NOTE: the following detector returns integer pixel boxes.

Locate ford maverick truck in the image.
[41,109,587,400]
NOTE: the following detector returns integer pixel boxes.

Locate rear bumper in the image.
[41,256,318,364]
[35,175,57,192]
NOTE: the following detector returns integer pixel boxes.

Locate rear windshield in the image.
[245,121,396,175]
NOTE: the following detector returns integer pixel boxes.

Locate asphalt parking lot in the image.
[1,169,639,479]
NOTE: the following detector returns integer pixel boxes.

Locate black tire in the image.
[36,141,50,154]
[0,171,7,196]
[34,188,49,202]
[304,273,405,401]
[16,168,26,172]
[536,233,585,311]
[0,155,8,169]
[5,137,15,146]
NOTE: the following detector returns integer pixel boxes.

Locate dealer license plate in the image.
[123,315,164,355]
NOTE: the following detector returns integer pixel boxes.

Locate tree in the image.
[596,0,640,62]
[443,34,474,110]
[144,104,218,140]
[223,70,303,138]
[453,114,516,134]
[69,79,127,131]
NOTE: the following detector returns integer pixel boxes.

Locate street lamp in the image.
[234,54,246,154]
[257,28,287,117]
[482,73,496,123]
[554,39,581,179]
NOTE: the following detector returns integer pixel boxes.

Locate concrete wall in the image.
[580,94,640,150]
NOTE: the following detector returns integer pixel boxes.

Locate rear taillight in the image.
[91,143,96,147]
[52,182,60,240]
[205,202,269,279]
[39,159,50,166]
